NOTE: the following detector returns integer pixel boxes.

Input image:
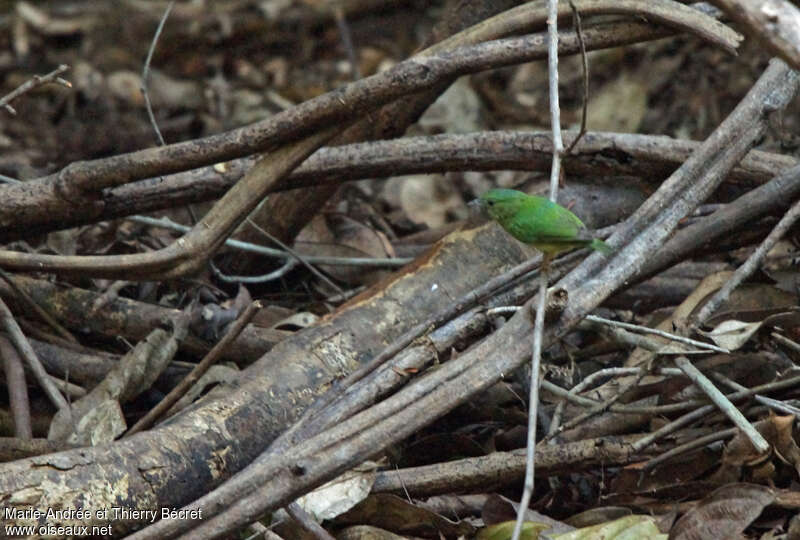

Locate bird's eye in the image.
[487,200,495,206]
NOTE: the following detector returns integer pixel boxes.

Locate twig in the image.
[564,0,589,155]
[582,317,701,353]
[546,0,563,202]
[0,297,69,412]
[514,0,563,537]
[245,218,344,294]
[546,366,682,439]
[772,332,800,353]
[285,502,335,540]
[48,376,85,400]
[124,301,260,437]
[514,273,546,540]
[585,314,729,353]
[141,1,174,146]
[129,215,411,267]
[0,267,78,343]
[543,367,650,441]
[332,2,361,80]
[630,401,717,453]
[673,356,769,453]
[692,197,800,326]
[496,308,720,354]
[0,173,22,184]
[0,335,32,439]
[372,434,673,497]
[89,281,131,317]
[210,259,298,284]
[637,160,800,283]
[710,0,800,71]
[544,372,800,419]
[712,372,800,419]
[0,64,71,115]
[643,427,737,472]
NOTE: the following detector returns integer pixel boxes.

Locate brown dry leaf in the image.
[333,493,475,538]
[710,430,768,485]
[667,353,788,404]
[668,483,774,540]
[16,1,96,36]
[167,364,239,416]
[46,229,79,256]
[699,320,763,351]
[271,311,319,330]
[586,72,648,133]
[703,284,798,327]
[482,494,574,536]
[619,452,719,494]
[757,414,800,479]
[761,244,800,293]
[417,76,484,134]
[295,213,395,285]
[336,525,406,540]
[710,415,800,486]
[191,302,239,341]
[383,174,465,229]
[107,70,144,106]
[250,304,295,328]
[624,272,733,374]
[48,324,186,445]
[565,507,633,529]
[770,414,800,478]
[294,466,376,522]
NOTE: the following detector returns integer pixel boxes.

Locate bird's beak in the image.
[467,198,486,214]
[466,198,488,224]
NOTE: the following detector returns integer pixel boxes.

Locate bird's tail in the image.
[590,238,613,255]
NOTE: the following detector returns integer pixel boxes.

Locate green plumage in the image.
[477,189,612,257]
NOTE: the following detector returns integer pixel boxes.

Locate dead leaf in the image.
[166,364,240,416]
[587,73,648,133]
[250,304,295,328]
[336,525,406,540]
[478,520,551,540]
[383,174,465,229]
[48,323,187,445]
[333,493,475,538]
[294,466,376,522]
[554,515,667,540]
[271,311,319,330]
[565,507,633,528]
[482,494,574,536]
[417,76,484,134]
[698,320,762,350]
[295,213,395,284]
[669,483,774,540]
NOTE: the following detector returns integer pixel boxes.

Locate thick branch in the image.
[2,130,794,241]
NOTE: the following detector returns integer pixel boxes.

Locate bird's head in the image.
[469,188,527,223]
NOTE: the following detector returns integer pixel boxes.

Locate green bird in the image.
[473,188,612,270]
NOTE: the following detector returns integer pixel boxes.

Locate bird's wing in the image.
[509,200,586,244]
[530,228,597,244]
